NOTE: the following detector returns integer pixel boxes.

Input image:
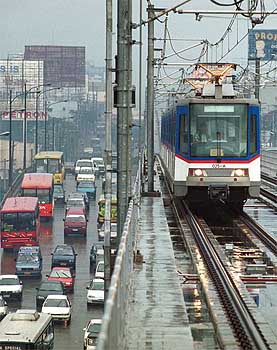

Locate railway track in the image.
[261,173,277,203]
[157,157,276,350]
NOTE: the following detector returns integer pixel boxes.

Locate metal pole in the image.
[255,58,260,101]
[23,82,27,169]
[117,0,129,243]
[52,117,55,151]
[9,90,12,186]
[147,4,155,192]
[138,0,143,192]
[35,90,39,154]
[104,0,113,300]
[44,99,47,151]
[127,0,133,198]
[3,159,6,193]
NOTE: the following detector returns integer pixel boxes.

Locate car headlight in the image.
[37,296,45,299]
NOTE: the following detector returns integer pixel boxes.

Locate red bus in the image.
[0,197,40,249]
[21,173,54,218]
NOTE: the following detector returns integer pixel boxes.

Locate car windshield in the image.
[97,263,104,272]
[77,161,92,168]
[94,160,104,166]
[54,246,74,256]
[66,215,86,222]
[44,299,68,308]
[91,281,104,290]
[67,199,84,207]
[40,283,62,291]
[50,269,71,278]
[17,254,39,264]
[54,186,63,194]
[78,182,95,188]
[0,278,18,285]
[88,323,101,334]
[79,168,93,174]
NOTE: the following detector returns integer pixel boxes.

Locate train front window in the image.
[190,104,248,157]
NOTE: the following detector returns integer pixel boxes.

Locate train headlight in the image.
[194,169,203,176]
[234,169,245,177]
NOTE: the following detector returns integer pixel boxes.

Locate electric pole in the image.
[147,4,155,192]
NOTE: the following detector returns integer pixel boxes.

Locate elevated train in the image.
[160,65,260,210]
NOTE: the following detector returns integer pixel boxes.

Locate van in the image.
[15,246,42,277]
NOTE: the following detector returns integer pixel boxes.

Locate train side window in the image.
[179,114,188,154]
[250,114,257,155]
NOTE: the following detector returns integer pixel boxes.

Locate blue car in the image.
[77,181,96,200]
[16,246,42,278]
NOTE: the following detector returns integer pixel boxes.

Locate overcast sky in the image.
[1,1,277,69]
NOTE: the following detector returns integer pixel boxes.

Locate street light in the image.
[23,83,51,169]
[46,100,68,151]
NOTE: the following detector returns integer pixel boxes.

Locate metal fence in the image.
[97,169,140,350]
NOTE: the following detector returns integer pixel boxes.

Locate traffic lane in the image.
[0,175,104,350]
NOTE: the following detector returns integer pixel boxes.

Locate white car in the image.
[75,159,94,176]
[41,295,71,323]
[76,167,95,184]
[0,275,23,301]
[91,158,105,177]
[94,261,104,279]
[98,223,117,243]
[83,319,102,350]
[0,296,8,319]
[86,278,104,305]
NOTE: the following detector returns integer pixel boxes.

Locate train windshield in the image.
[190,104,247,157]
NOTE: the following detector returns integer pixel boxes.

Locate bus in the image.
[34,151,65,184]
[0,309,54,350]
[0,197,40,249]
[21,173,54,219]
[97,194,117,225]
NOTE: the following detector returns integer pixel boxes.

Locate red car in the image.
[63,208,88,236]
[47,267,75,291]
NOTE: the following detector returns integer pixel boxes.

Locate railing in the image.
[97,168,141,350]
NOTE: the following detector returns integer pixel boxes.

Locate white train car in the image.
[160,85,261,210]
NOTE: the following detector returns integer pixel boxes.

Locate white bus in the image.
[0,309,54,350]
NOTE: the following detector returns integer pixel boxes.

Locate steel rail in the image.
[261,173,277,186]
[260,188,277,203]
[238,211,277,256]
[156,156,271,350]
[179,201,270,350]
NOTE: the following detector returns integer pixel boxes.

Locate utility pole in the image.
[255,58,260,101]
[138,0,143,191]
[104,0,113,300]
[147,4,155,192]
[127,0,133,198]
[35,89,39,155]
[117,0,130,243]
[9,90,12,186]
[23,82,27,169]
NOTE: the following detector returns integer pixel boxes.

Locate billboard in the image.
[248,30,277,61]
[24,45,86,88]
[0,59,44,119]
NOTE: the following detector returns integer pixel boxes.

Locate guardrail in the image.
[97,168,141,350]
[0,168,33,207]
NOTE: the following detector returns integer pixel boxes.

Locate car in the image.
[98,223,117,243]
[86,278,104,305]
[0,275,23,301]
[36,280,65,311]
[42,295,71,324]
[15,246,42,278]
[51,244,77,271]
[0,296,8,320]
[94,261,104,279]
[53,184,65,203]
[64,208,88,236]
[83,319,102,350]
[75,159,94,176]
[77,181,97,200]
[65,196,87,215]
[91,157,105,177]
[47,267,75,292]
[65,161,75,175]
[76,167,95,184]
[68,192,89,211]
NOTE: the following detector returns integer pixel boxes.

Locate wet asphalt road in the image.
[0,174,103,350]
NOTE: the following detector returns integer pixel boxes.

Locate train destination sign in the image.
[248,29,277,61]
